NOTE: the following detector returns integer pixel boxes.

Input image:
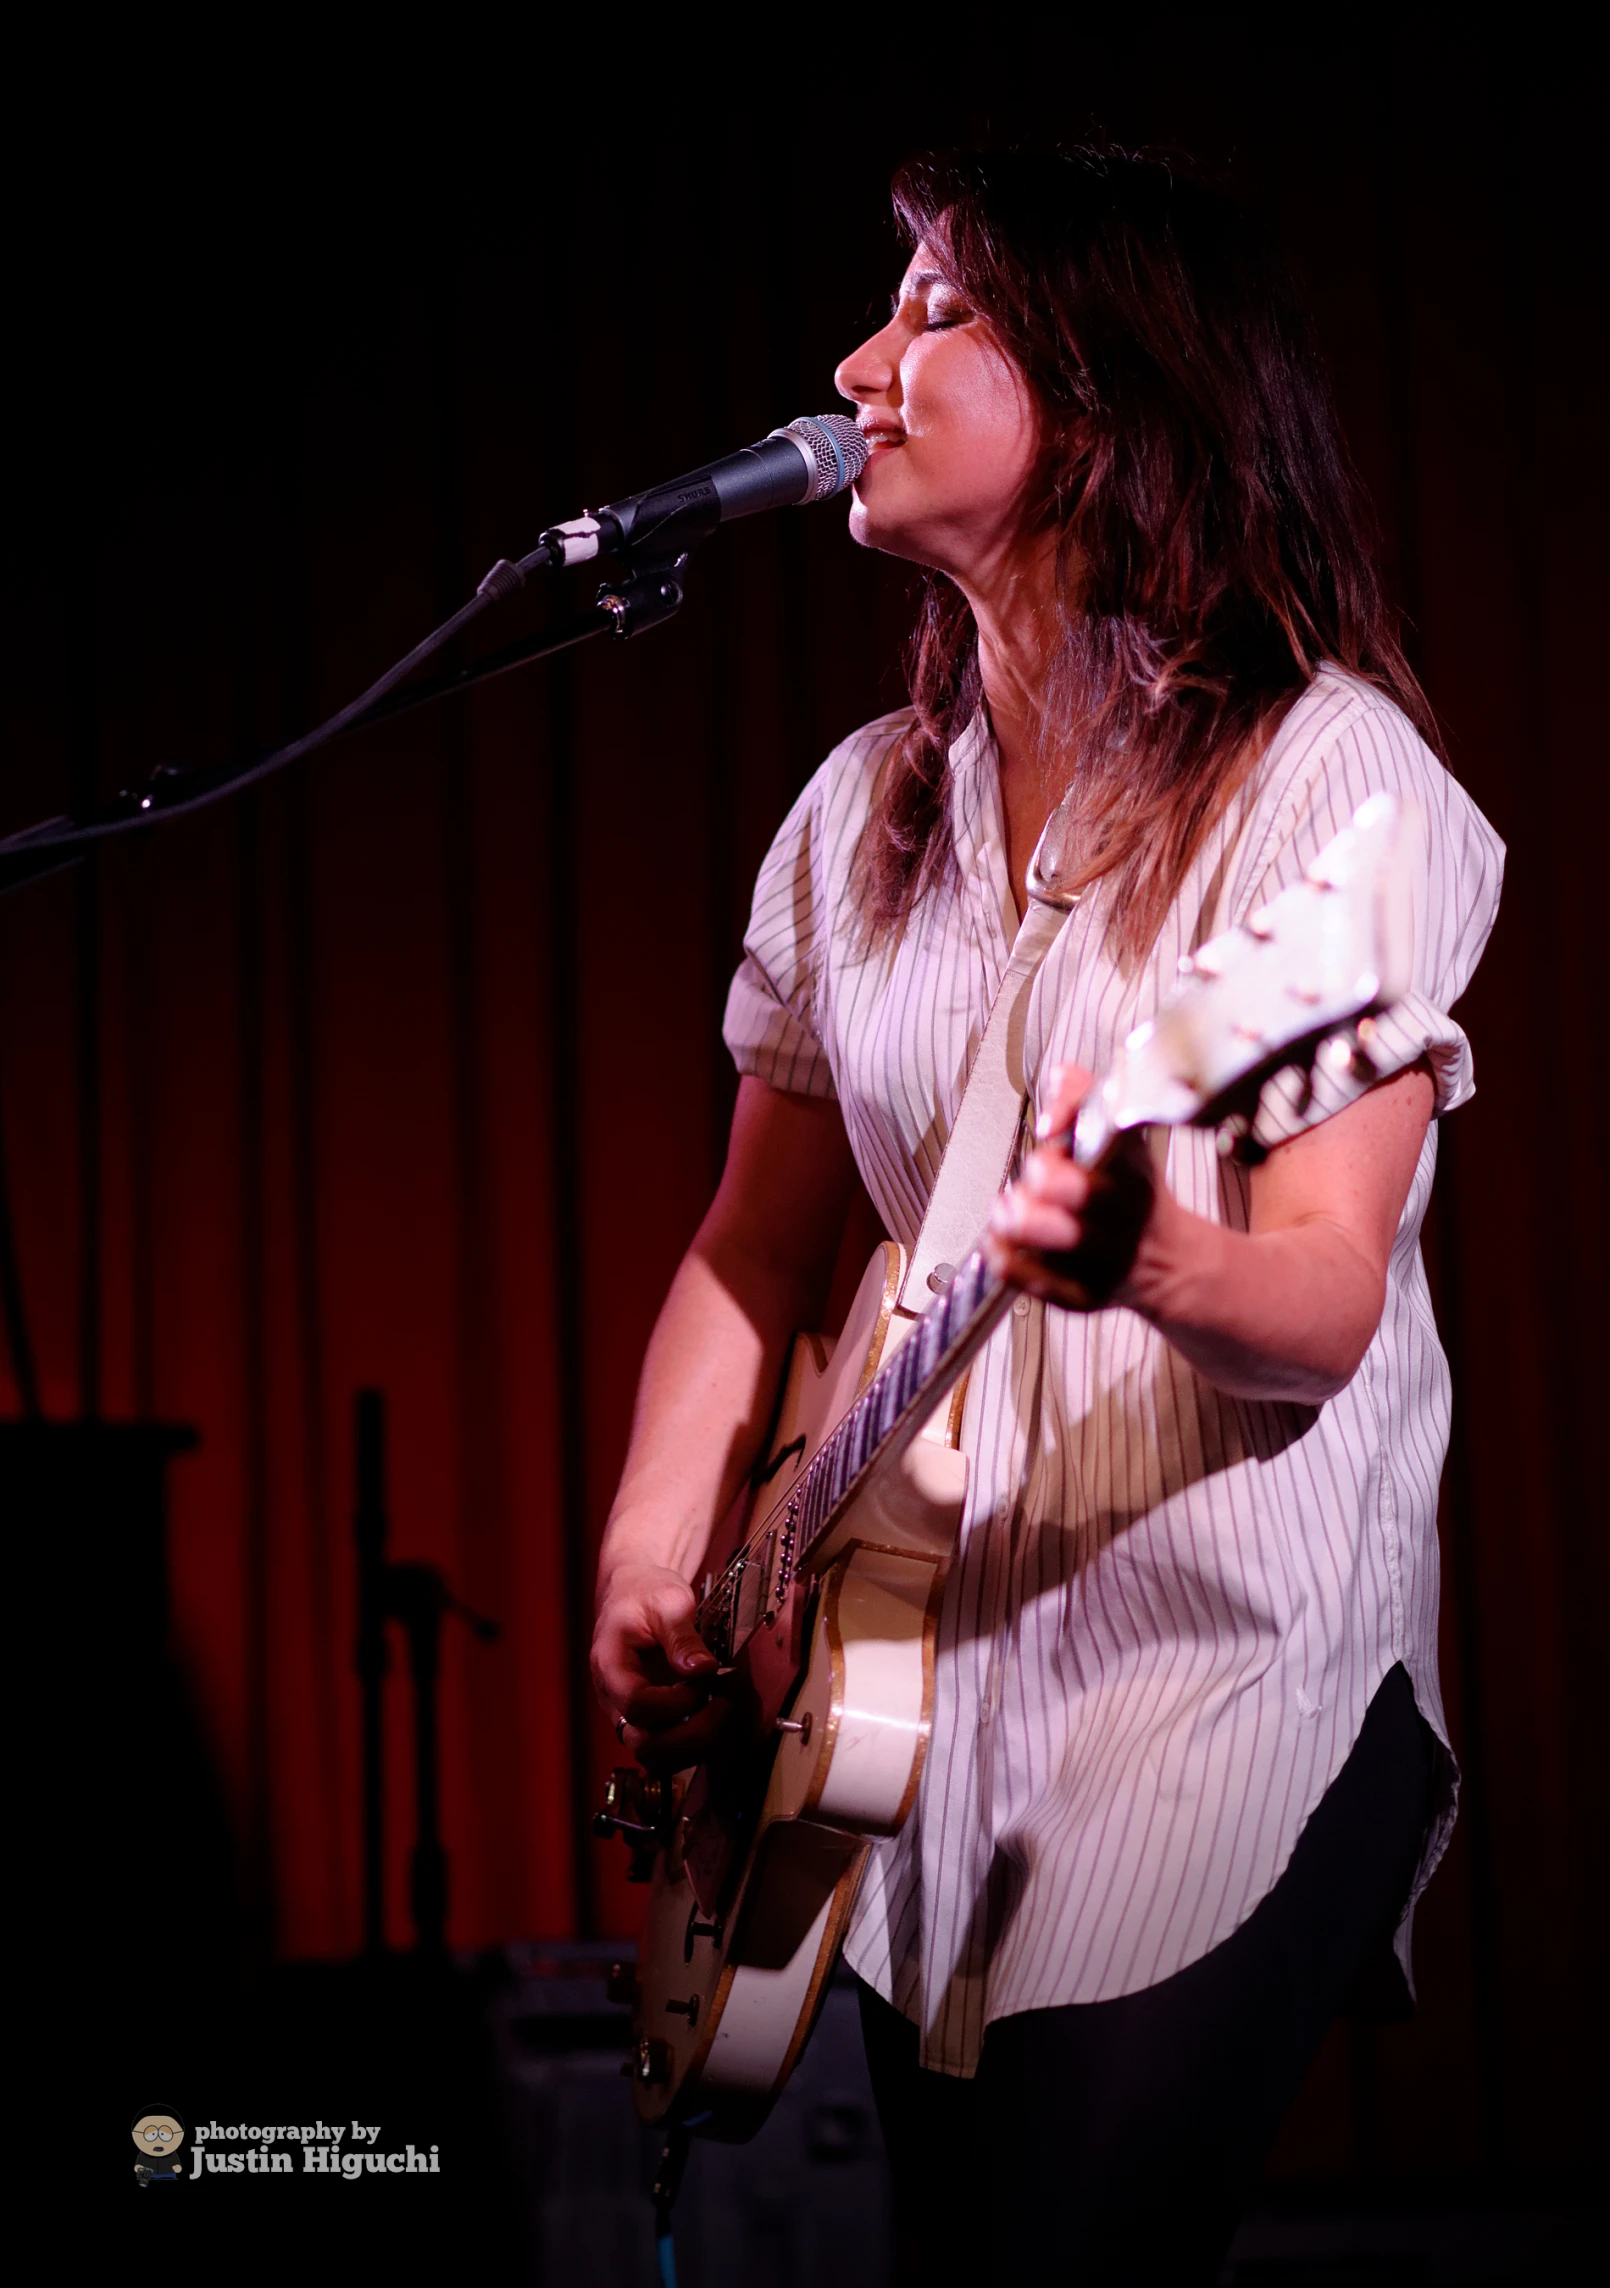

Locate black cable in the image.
[0,539,580,894]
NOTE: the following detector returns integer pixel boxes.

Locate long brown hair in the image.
[857,148,1437,963]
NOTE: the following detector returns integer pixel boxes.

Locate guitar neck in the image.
[808,1248,1012,1549]
[696,1244,1014,1664]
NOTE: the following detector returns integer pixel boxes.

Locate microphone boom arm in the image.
[0,581,624,893]
[0,415,865,893]
[0,443,792,893]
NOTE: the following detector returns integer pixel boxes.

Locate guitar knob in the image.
[665,1996,700,2025]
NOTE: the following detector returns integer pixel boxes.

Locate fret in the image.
[877,1369,902,1439]
[815,1450,834,1517]
[917,1301,942,1380]
[802,1461,823,1545]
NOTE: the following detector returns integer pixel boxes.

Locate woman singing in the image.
[591,148,1503,2282]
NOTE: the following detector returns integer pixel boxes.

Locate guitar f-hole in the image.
[755,1435,806,1489]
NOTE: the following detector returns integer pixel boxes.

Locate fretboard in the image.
[696,1245,1012,1664]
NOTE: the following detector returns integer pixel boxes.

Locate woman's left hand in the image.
[983,1062,1161,1310]
[985,1055,1437,1398]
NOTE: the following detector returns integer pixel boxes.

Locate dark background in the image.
[5,16,1603,2200]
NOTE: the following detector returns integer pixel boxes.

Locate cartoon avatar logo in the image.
[133,2111,186,2186]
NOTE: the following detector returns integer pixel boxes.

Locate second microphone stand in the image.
[354,1386,499,1958]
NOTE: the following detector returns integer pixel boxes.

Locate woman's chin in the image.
[846,498,937,569]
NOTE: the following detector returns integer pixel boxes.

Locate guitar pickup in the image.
[730,1530,777,1648]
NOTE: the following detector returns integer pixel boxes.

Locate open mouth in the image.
[860,425,906,451]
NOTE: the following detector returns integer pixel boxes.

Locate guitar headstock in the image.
[1073,794,1414,1164]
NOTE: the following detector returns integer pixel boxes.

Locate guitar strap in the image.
[897,894,1074,1313]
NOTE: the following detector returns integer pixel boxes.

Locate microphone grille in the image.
[779,414,871,503]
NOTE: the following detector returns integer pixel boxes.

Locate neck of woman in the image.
[961,532,1070,915]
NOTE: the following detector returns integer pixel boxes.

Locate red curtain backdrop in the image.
[5,29,1602,2178]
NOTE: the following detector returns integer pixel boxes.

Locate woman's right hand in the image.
[588,1082,863,1776]
[590,1561,727,1773]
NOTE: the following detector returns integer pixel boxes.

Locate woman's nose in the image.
[835,319,901,407]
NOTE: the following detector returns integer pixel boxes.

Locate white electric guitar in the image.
[596,794,1413,2142]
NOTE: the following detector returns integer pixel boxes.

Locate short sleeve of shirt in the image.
[722,752,839,1098]
[722,713,909,1103]
[1222,676,1506,1147]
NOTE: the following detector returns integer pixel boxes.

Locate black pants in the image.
[857,1663,1437,2285]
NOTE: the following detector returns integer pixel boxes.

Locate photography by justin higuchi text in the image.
[134,2117,443,2182]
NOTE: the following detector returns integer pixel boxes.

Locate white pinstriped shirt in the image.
[723,668,1504,2075]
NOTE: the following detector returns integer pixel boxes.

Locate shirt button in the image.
[978,1700,993,1727]
[1013,1296,1030,1318]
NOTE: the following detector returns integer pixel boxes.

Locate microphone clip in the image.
[595,552,690,640]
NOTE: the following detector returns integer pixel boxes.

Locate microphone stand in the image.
[0,545,691,897]
[355,1387,499,1960]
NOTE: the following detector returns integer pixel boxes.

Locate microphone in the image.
[535,414,869,570]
